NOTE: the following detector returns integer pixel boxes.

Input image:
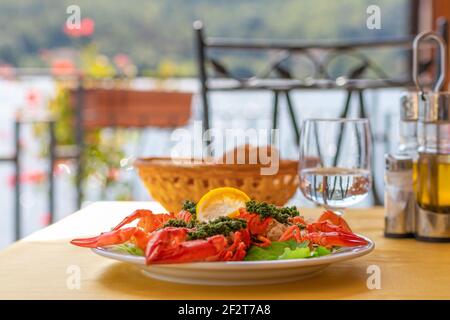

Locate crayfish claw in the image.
[70,227,137,248]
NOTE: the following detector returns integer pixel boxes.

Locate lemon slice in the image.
[196,187,251,222]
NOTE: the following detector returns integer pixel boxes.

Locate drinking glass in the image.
[299,118,372,214]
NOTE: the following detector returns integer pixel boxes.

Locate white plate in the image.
[92,235,374,286]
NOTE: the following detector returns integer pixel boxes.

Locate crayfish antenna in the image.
[112,209,154,230]
[113,209,174,233]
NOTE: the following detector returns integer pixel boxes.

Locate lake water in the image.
[0,77,402,248]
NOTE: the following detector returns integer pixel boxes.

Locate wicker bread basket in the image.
[135,157,299,213]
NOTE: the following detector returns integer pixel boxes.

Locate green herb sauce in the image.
[182,200,197,215]
[187,217,247,240]
[245,200,300,223]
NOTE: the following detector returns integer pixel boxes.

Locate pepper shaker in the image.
[384,154,416,238]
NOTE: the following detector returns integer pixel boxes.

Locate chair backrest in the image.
[193,17,424,89]
[70,88,193,129]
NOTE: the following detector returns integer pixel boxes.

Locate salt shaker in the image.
[384,154,416,238]
[399,91,419,155]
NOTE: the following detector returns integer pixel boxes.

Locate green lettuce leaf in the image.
[244,240,308,261]
[112,243,144,256]
[316,246,331,256]
[308,246,332,258]
[278,247,311,259]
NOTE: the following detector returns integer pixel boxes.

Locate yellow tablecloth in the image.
[0,201,449,299]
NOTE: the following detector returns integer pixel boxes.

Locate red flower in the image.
[51,59,77,76]
[107,168,120,181]
[63,18,95,38]
[25,89,41,107]
[8,171,46,187]
[113,54,131,69]
[0,64,15,79]
[40,213,52,226]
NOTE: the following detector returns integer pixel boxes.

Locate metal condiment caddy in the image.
[385,30,450,242]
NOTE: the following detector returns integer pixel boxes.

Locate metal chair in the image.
[193,15,426,205]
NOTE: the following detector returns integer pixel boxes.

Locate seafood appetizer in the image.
[71,187,368,264]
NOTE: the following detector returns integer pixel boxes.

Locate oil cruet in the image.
[413,31,450,241]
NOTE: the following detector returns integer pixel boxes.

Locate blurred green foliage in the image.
[33,44,137,201]
[0,0,411,77]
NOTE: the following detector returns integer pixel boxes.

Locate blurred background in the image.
[0,0,434,247]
